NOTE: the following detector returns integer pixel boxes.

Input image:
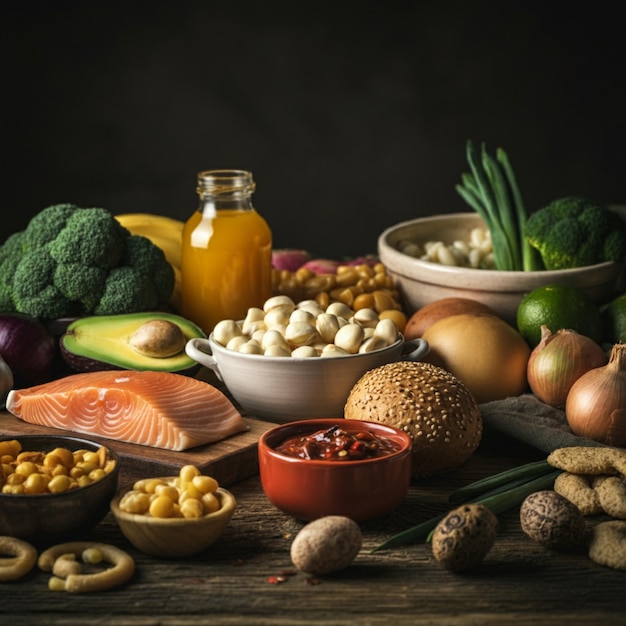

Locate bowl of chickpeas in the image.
[110,465,237,558]
[378,212,622,324]
[0,435,119,541]
[185,295,428,422]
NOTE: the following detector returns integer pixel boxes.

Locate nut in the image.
[431,504,498,572]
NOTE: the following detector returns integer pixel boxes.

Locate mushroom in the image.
[431,503,498,572]
[519,490,587,550]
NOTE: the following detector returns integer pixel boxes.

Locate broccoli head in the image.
[0,203,175,319]
[525,196,626,270]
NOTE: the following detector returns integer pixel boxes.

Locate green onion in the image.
[371,468,561,552]
[448,459,553,504]
[455,140,542,271]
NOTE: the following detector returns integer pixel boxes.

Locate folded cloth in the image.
[479,394,605,454]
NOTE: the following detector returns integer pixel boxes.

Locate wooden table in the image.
[2,429,624,626]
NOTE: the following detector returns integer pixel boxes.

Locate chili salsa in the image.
[274,425,401,461]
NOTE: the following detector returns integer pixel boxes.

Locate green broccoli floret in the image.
[53,262,108,312]
[11,246,75,319]
[121,235,175,305]
[22,203,79,251]
[94,266,158,315]
[525,196,626,270]
[48,207,129,269]
[0,204,175,319]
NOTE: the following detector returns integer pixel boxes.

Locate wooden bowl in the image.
[378,212,623,325]
[110,481,237,558]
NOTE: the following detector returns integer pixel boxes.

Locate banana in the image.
[115,213,184,238]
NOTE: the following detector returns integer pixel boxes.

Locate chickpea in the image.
[119,465,222,519]
[0,443,115,495]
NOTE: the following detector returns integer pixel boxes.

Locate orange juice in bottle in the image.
[180,169,272,333]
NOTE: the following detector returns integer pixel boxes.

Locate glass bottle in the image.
[180,169,273,333]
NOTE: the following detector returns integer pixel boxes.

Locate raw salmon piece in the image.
[5,370,248,451]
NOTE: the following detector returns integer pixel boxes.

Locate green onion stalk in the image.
[372,460,560,552]
[455,141,544,272]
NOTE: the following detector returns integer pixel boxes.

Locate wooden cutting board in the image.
[0,411,277,488]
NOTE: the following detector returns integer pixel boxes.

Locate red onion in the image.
[566,343,626,446]
[527,326,607,408]
[0,313,57,386]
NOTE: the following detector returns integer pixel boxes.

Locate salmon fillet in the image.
[5,370,248,451]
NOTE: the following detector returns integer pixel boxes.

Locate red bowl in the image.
[258,418,412,522]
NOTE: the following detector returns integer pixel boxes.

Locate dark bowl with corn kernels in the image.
[0,434,120,542]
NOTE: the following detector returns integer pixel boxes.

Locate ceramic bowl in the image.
[110,481,237,558]
[378,212,624,325]
[0,434,119,542]
[185,334,428,422]
[257,418,413,522]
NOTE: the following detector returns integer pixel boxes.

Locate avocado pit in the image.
[129,320,186,358]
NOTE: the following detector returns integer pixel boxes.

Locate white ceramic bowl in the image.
[185,335,428,422]
[378,212,624,324]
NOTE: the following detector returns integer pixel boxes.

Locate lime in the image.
[516,284,603,347]
[601,293,626,343]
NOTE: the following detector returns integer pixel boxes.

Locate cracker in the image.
[593,476,626,520]
[588,520,626,571]
[547,447,626,475]
[554,472,603,516]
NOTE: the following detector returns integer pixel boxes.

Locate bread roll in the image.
[344,360,482,477]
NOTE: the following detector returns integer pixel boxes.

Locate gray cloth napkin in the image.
[479,394,606,453]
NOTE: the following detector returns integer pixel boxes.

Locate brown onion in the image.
[565,343,626,446]
[527,326,607,408]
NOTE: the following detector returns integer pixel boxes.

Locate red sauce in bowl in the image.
[274,425,400,461]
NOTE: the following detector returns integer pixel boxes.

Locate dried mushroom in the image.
[519,490,587,550]
[431,503,498,572]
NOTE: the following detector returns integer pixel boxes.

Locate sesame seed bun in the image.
[343,360,482,478]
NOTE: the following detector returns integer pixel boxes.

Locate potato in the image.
[290,516,362,575]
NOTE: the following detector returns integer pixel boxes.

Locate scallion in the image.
[371,466,561,552]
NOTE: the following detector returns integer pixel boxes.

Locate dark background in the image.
[3,0,625,258]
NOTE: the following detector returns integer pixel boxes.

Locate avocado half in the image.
[60,312,206,374]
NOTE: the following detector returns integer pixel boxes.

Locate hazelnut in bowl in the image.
[185,296,428,422]
[378,212,624,325]
[0,434,119,542]
[257,418,413,522]
[110,465,237,558]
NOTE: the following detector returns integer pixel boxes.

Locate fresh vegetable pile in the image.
[456,141,626,271]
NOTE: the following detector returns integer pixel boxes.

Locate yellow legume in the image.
[119,465,222,519]
[180,498,204,519]
[192,475,218,494]
[179,464,201,484]
[201,492,220,514]
[47,475,74,494]
[149,495,175,518]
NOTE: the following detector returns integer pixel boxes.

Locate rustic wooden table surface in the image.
[2,428,625,626]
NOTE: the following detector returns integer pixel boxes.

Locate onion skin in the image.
[527,326,608,409]
[565,343,626,447]
[0,313,56,386]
